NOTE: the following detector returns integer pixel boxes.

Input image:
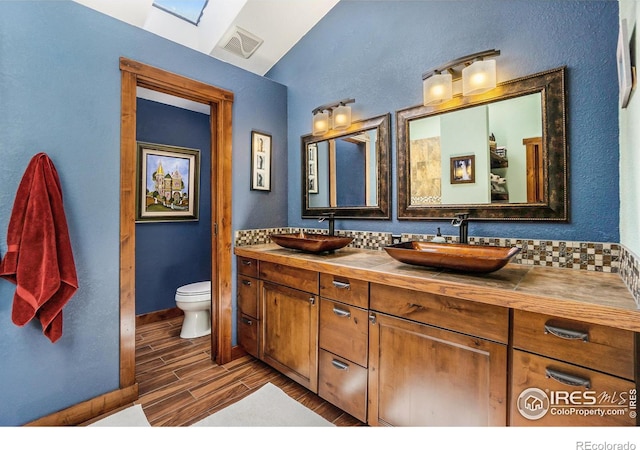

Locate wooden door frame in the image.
[119,57,234,388]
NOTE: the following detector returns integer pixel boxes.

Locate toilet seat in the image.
[175,281,211,303]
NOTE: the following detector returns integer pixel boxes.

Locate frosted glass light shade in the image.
[332,104,352,130]
[423,72,453,105]
[462,59,496,96]
[312,110,330,136]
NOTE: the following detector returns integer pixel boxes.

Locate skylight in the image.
[152,0,208,26]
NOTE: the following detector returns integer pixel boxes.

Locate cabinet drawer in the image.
[510,350,636,426]
[237,275,258,318]
[319,273,368,308]
[370,283,509,343]
[237,313,259,358]
[512,310,635,380]
[318,349,367,422]
[259,261,318,294]
[319,299,368,367]
[237,256,258,278]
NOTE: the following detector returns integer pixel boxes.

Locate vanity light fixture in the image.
[312,109,330,136]
[422,49,500,106]
[332,101,352,130]
[423,72,453,105]
[312,98,355,136]
[462,58,497,96]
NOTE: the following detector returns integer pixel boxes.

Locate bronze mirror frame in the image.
[396,66,568,221]
[302,113,391,219]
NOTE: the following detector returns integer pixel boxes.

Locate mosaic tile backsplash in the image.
[234,227,640,306]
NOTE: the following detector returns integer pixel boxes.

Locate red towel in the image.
[0,153,78,343]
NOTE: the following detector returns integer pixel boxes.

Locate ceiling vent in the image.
[218,26,263,59]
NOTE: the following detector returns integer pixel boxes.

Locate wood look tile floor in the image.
[133,316,364,427]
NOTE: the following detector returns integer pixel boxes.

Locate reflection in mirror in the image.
[409,92,542,206]
[302,113,390,219]
[308,130,378,207]
[397,67,567,221]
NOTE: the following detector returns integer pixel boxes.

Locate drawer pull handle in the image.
[332,280,351,290]
[545,368,591,389]
[309,296,316,305]
[368,312,377,325]
[331,359,349,371]
[544,324,589,342]
[241,317,253,326]
[241,259,252,266]
[332,306,351,318]
[242,280,252,286]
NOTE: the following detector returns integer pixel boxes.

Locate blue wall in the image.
[0,0,624,427]
[135,99,211,316]
[267,0,620,243]
[0,1,287,426]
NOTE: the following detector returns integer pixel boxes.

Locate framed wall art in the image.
[251,130,272,191]
[136,141,200,222]
[450,154,475,184]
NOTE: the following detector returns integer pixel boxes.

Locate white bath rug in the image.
[88,403,151,427]
[191,382,335,427]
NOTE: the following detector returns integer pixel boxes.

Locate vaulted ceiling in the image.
[73,0,339,76]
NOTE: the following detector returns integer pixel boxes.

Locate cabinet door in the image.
[261,281,319,392]
[368,312,507,426]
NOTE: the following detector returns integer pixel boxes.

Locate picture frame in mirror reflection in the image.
[251,130,272,191]
[617,18,634,109]
[450,154,475,184]
[307,143,318,194]
[136,141,200,223]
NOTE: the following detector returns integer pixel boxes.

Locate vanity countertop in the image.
[234,244,640,332]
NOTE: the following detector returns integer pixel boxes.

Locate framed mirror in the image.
[302,113,391,219]
[397,66,567,221]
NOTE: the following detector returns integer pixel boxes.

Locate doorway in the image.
[119,58,234,389]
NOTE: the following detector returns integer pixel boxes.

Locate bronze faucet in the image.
[451,212,469,244]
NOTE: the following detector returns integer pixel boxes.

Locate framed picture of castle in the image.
[136,141,200,222]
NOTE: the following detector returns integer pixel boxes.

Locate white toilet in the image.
[175,281,211,339]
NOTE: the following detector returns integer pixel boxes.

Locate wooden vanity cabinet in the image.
[510,310,638,426]
[259,261,320,392]
[317,273,369,422]
[234,248,639,428]
[367,283,509,426]
[236,257,259,358]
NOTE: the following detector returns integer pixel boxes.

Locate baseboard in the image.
[25,383,139,426]
[136,307,183,327]
[231,344,248,361]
